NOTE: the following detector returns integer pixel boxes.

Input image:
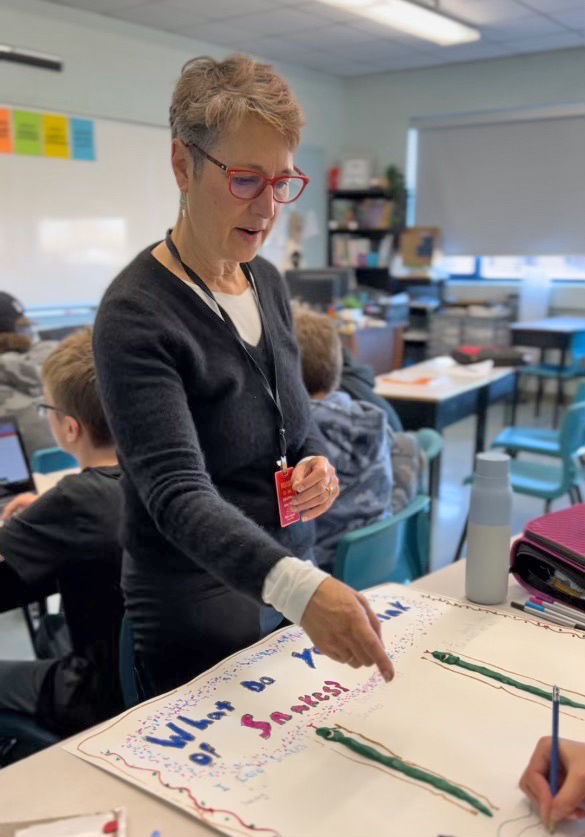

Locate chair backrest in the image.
[119,614,141,710]
[31,446,78,474]
[0,711,59,764]
[573,382,585,405]
[333,495,430,590]
[570,331,585,363]
[559,401,585,486]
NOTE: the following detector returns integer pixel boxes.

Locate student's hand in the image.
[1,492,38,520]
[520,737,585,829]
[290,456,339,522]
[301,577,395,682]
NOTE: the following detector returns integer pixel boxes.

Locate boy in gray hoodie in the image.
[294,307,421,570]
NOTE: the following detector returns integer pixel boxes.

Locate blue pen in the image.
[550,685,560,797]
[151,831,161,837]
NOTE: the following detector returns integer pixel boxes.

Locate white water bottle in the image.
[465,452,513,605]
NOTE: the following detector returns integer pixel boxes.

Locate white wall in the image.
[343,48,585,173]
[0,0,345,158]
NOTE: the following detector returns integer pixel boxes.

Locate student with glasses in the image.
[93,54,394,698]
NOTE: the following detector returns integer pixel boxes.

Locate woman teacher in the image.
[94,54,393,697]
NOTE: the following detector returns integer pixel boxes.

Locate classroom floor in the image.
[0,398,573,662]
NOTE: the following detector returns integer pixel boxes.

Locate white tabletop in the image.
[0,560,534,836]
[374,357,514,403]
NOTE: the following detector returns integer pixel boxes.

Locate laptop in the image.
[0,416,36,514]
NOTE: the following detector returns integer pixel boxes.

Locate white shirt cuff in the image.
[262,555,329,626]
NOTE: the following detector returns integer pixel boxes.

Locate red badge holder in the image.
[275,457,300,528]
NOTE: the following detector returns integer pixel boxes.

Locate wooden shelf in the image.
[329,188,392,200]
[328,227,390,236]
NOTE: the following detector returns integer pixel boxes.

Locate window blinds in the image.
[414,109,585,256]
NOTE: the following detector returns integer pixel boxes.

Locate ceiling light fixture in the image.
[317,0,481,46]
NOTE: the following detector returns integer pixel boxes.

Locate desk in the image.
[511,316,585,425]
[0,560,525,835]
[375,360,517,496]
[0,561,531,836]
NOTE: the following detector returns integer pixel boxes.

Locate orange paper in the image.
[0,108,13,153]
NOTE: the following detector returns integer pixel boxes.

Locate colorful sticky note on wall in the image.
[0,108,13,153]
[14,110,43,155]
[71,117,96,161]
[43,113,71,158]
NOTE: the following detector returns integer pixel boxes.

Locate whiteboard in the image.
[0,109,326,308]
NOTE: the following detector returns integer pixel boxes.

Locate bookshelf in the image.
[327,189,394,285]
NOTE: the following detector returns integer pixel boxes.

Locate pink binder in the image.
[510,504,585,613]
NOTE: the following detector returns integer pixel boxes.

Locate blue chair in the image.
[491,383,585,461]
[31,447,78,474]
[0,711,59,766]
[333,494,431,590]
[455,401,585,560]
[119,614,141,710]
[519,332,585,426]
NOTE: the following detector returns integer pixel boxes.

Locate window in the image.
[479,256,585,281]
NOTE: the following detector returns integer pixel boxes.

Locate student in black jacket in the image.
[94,54,393,697]
[0,329,124,746]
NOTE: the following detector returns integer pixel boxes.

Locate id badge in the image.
[275,461,300,528]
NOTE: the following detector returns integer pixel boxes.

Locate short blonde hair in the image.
[42,327,112,448]
[294,309,342,397]
[170,54,304,167]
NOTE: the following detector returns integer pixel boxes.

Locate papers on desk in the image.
[382,356,494,386]
[12,809,126,837]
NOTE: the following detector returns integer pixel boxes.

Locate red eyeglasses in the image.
[186,141,310,204]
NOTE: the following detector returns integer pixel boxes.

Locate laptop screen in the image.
[0,417,35,499]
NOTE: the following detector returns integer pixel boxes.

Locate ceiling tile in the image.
[47,0,150,11]
[164,0,274,18]
[368,53,445,70]
[180,20,253,43]
[518,0,585,13]
[296,1,364,24]
[239,36,314,60]
[548,8,585,31]
[340,38,413,59]
[327,61,383,76]
[481,15,572,40]
[216,6,327,35]
[108,2,210,31]
[505,30,585,50]
[348,18,442,50]
[286,23,374,48]
[448,0,539,25]
[426,40,515,59]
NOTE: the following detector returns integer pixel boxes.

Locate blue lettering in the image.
[144,722,195,749]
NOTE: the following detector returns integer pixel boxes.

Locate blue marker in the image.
[550,685,560,798]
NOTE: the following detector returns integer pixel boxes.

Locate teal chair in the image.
[416,428,443,499]
[519,332,585,426]
[491,383,585,461]
[31,447,78,474]
[333,494,431,591]
[455,401,585,560]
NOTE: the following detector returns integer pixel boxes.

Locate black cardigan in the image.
[93,246,324,603]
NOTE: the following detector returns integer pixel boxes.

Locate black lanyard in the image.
[165,230,288,463]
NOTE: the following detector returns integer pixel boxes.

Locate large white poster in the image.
[66,585,585,836]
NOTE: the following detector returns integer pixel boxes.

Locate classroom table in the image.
[511,316,585,426]
[374,360,517,497]
[0,561,531,836]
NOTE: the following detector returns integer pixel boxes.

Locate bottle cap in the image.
[475,451,510,478]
